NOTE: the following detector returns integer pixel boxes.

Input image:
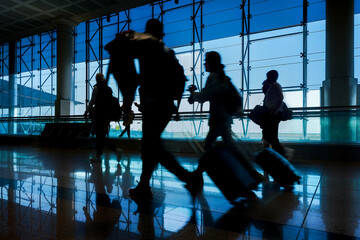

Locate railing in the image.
[0,106,360,143]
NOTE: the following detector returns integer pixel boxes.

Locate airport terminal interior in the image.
[1,0,360,239]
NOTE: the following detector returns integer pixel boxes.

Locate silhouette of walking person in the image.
[84,73,121,162]
[189,51,262,181]
[188,51,236,152]
[105,19,203,199]
[261,70,286,156]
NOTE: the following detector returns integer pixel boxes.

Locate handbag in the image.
[249,104,268,126]
[281,102,293,121]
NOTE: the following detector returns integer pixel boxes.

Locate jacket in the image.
[264,81,284,114]
[192,73,233,125]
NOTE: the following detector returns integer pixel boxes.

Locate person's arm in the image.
[84,86,98,115]
[191,73,223,103]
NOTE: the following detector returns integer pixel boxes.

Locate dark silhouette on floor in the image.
[83,161,122,239]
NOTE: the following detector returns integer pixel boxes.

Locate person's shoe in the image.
[184,170,204,199]
[129,184,153,199]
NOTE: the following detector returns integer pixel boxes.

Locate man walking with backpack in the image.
[105,19,203,199]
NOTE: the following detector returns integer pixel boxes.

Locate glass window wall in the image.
[3,0,360,142]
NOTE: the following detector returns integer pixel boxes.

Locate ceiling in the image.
[0,0,158,44]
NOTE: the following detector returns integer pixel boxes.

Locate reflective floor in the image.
[0,145,359,239]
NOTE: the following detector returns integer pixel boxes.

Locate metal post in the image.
[240,0,250,110]
[240,0,251,138]
[8,41,17,134]
[51,31,55,116]
[99,18,103,74]
[302,0,308,139]
[85,21,90,109]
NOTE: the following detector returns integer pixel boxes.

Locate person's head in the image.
[96,73,105,84]
[145,19,163,40]
[204,51,224,73]
[266,70,278,84]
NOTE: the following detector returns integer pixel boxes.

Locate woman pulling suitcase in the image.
[188,51,263,202]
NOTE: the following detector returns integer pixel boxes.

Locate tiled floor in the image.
[0,145,359,239]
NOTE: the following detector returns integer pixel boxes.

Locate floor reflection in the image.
[0,146,359,239]
[83,162,122,239]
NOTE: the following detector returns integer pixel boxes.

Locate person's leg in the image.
[204,125,220,151]
[131,103,202,198]
[221,125,259,175]
[152,107,203,197]
[263,115,285,156]
[269,119,285,156]
[119,128,127,137]
[129,105,169,198]
[143,105,191,183]
[197,125,220,173]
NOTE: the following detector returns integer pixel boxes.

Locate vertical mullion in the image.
[85,21,90,109]
[19,40,22,117]
[73,28,76,115]
[303,0,308,109]
[40,35,43,117]
[302,0,309,139]
[99,17,103,74]
[31,36,34,117]
[51,31,55,116]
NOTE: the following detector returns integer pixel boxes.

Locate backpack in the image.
[105,32,187,114]
[108,96,122,121]
[222,79,243,116]
[163,49,187,102]
[95,83,122,122]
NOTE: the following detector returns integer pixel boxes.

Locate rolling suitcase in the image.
[255,148,301,188]
[199,147,261,202]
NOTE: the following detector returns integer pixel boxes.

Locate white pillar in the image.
[55,22,75,116]
[321,0,357,141]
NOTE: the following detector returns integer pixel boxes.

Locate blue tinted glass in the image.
[102,13,118,27]
[88,20,101,62]
[164,5,192,47]
[251,0,303,33]
[308,0,325,22]
[356,0,360,13]
[249,28,303,89]
[131,5,151,32]
[203,0,241,41]
[75,26,86,64]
